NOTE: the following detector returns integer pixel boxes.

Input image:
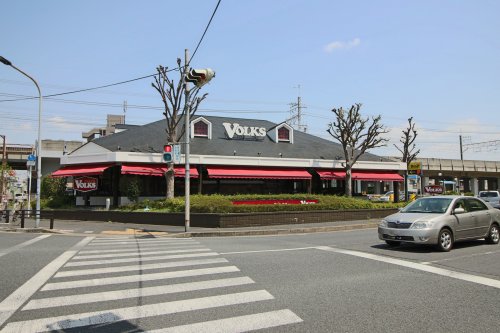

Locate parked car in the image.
[378,195,500,251]
[14,193,28,202]
[478,190,500,209]
[370,191,405,202]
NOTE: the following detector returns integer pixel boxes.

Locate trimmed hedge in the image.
[120,194,407,214]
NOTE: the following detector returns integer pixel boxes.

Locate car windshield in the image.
[401,197,453,214]
[480,192,498,197]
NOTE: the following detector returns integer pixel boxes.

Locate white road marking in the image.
[83,231,94,234]
[64,251,220,267]
[0,235,51,258]
[421,249,500,264]
[220,246,319,255]
[317,246,500,289]
[72,248,210,260]
[144,309,303,333]
[23,277,255,310]
[54,258,229,278]
[87,238,197,246]
[78,243,203,254]
[41,266,240,291]
[1,290,274,333]
[0,237,94,328]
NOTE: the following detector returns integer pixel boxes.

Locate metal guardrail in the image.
[1,210,54,229]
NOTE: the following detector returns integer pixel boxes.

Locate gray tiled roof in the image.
[90,115,388,162]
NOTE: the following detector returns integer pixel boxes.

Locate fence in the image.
[1,210,54,229]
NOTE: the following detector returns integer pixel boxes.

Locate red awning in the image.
[316,169,403,182]
[206,166,311,180]
[121,164,198,178]
[51,164,113,177]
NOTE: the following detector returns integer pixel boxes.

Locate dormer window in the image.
[194,121,208,137]
[191,117,212,139]
[278,127,290,142]
[274,123,294,143]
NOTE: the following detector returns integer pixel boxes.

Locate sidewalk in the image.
[0,217,381,238]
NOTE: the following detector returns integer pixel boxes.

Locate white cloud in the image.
[324,38,361,53]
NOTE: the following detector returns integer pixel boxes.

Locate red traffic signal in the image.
[163,145,173,162]
[185,68,215,88]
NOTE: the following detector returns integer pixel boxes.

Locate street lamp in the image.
[0,56,43,227]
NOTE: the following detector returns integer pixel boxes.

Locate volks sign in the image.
[424,185,443,194]
[74,176,98,192]
[222,122,266,139]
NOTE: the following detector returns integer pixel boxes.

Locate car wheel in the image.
[485,224,499,244]
[437,228,453,252]
[385,240,401,247]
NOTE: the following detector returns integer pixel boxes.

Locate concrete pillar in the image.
[356,180,362,194]
[471,178,479,196]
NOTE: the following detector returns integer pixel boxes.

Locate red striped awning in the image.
[51,164,113,177]
[206,166,311,180]
[316,169,403,182]
[121,164,198,178]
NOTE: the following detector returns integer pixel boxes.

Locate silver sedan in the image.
[378,195,500,251]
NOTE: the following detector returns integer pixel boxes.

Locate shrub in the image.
[119,194,404,213]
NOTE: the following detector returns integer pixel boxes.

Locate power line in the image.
[0,0,222,103]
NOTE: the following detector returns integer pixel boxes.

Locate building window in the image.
[194,121,208,137]
[278,127,290,142]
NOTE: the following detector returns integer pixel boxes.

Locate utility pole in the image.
[184,49,191,232]
[459,135,463,161]
[0,135,6,206]
[123,100,127,124]
[287,85,307,132]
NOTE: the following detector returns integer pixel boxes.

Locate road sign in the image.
[27,154,36,161]
[173,144,181,164]
[26,160,35,167]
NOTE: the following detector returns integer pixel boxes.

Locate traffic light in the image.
[163,145,173,163]
[185,68,215,88]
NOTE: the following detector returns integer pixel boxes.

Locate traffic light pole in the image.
[184,49,191,232]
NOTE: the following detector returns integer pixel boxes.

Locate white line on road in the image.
[42,265,240,291]
[1,290,274,333]
[220,246,319,255]
[0,235,51,258]
[23,276,254,310]
[87,238,197,246]
[0,237,94,328]
[144,309,303,333]
[72,248,210,260]
[77,243,203,254]
[317,246,500,290]
[420,249,500,264]
[55,258,229,278]
[64,251,220,267]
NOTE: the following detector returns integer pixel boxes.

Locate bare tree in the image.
[394,117,420,165]
[152,58,207,199]
[394,117,420,200]
[327,103,389,197]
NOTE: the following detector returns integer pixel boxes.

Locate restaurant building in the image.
[53,115,406,206]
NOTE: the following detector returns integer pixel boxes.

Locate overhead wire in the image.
[0,0,222,103]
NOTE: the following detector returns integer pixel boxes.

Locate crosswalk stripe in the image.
[88,239,196,246]
[73,248,210,260]
[0,237,94,328]
[54,258,229,278]
[77,243,202,254]
[23,277,255,310]
[1,290,274,333]
[41,266,240,291]
[0,235,51,258]
[64,252,219,267]
[144,309,303,333]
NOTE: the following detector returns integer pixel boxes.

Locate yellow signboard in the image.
[408,161,421,171]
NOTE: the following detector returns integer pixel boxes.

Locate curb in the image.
[1,222,379,237]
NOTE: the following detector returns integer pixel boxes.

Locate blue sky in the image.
[1,0,499,161]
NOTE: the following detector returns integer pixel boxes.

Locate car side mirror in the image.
[454,207,465,215]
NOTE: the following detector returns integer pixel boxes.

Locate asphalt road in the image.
[0,229,498,332]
